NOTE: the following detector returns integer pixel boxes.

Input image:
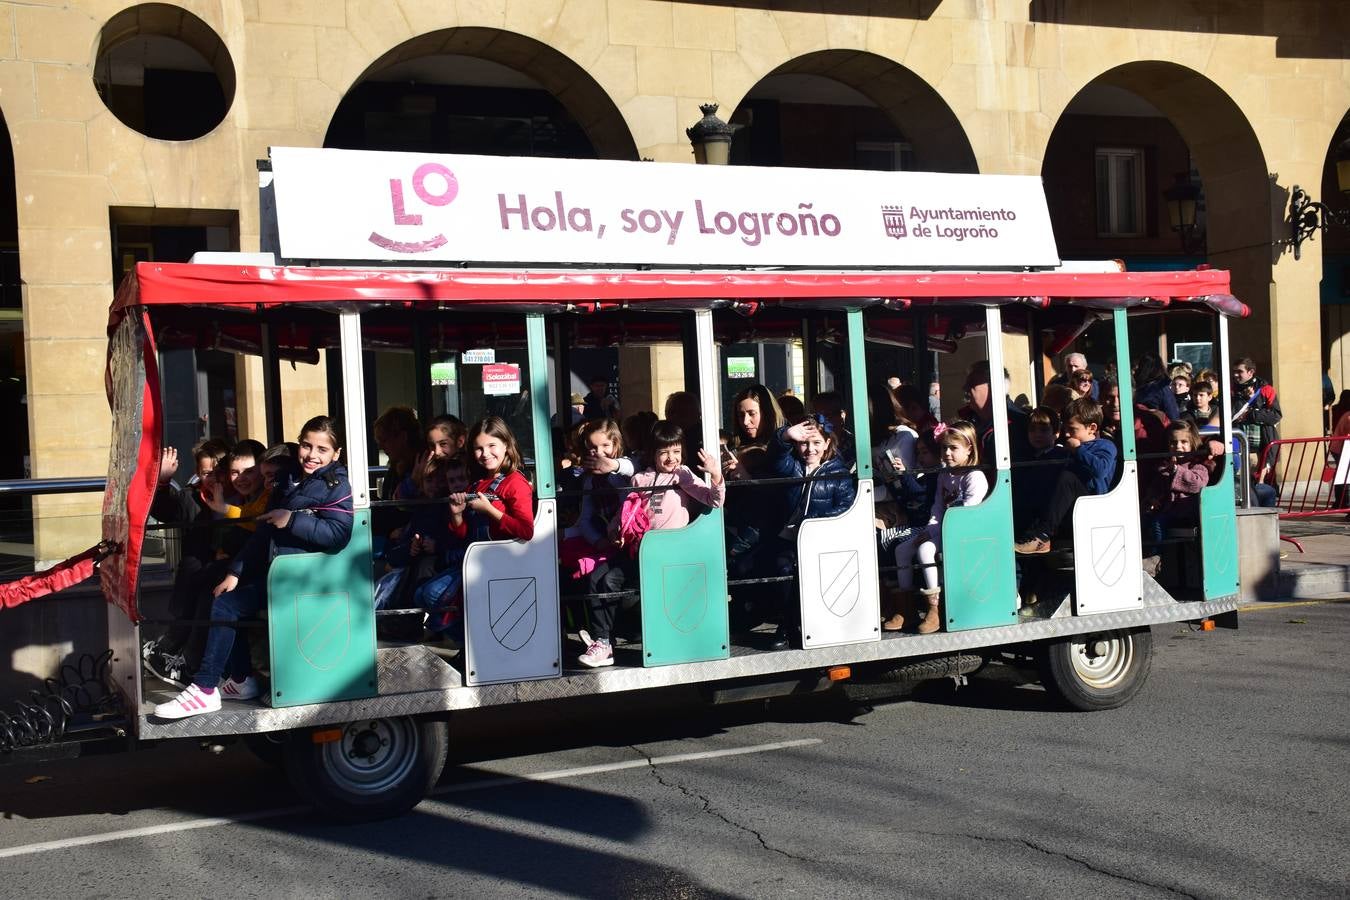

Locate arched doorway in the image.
[727,50,976,173]
[725,51,977,411]
[324,28,637,161]
[1041,63,1271,390]
[1319,112,1350,424]
[323,29,639,449]
[0,112,24,483]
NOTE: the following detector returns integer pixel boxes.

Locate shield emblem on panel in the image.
[818,550,860,618]
[295,592,351,670]
[1090,525,1127,587]
[663,563,708,634]
[958,537,997,601]
[488,577,538,651]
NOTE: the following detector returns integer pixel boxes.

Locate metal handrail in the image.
[0,477,107,495]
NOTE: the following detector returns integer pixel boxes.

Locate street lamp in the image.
[1163,173,1204,255]
[1289,136,1350,260]
[686,103,732,166]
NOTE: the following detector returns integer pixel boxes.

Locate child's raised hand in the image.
[697,448,723,485]
[784,421,814,443]
[205,478,229,513]
[158,447,179,485]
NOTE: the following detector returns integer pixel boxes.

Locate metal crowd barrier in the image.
[1258,436,1350,519]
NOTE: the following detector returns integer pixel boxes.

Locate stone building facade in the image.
[0,0,1347,573]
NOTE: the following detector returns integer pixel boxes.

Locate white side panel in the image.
[463,499,561,685]
[797,479,881,649]
[1072,462,1144,614]
[337,311,370,509]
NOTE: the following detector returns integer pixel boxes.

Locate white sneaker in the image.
[153,683,221,720]
[578,640,614,668]
[221,675,261,702]
[578,629,593,648]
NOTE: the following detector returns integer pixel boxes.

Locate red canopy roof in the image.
[112,261,1245,317]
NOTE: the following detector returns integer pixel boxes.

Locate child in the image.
[427,414,467,461]
[153,416,353,720]
[1171,372,1192,410]
[377,453,458,613]
[1012,406,1069,538]
[450,416,536,544]
[764,414,856,649]
[880,429,941,632]
[572,419,636,588]
[1014,398,1118,555]
[893,420,987,634]
[1142,420,1211,543]
[570,419,639,661]
[1187,379,1221,429]
[204,444,269,556]
[188,438,229,487]
[579,420,723,667]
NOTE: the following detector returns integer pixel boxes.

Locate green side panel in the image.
[1199,460,1240,599]
[267,513,378,708]
[1112,310,1137,462]
[638,509,730,666]
[845,309,872,480]
[941,470,1019,631]
[526,314,555,500]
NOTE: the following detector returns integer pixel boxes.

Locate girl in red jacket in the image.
[449,416,535,544]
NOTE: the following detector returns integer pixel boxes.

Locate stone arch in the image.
[1041,61,1272,374]
[728,50,976,173]
[1319,111,1350,402]
[324,27,637,161]
[0,109,25,480]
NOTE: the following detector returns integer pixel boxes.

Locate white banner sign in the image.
[270,147,1060,268]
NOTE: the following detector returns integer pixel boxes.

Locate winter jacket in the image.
[229,461,353,583]
[1147,457,1210,521]
[1234,375,1281,453]
[448,470,535,543]
[1136,378,1181,422]
[1069,438,1118,496]
[150,481,215,565]
[768,426,857,524]
[630,466,724,531]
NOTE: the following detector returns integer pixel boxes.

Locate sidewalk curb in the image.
[1274,560,1350,601]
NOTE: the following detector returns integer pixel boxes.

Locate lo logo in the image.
[369,162,459,254]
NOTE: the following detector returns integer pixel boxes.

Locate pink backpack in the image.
[617,491,652,556]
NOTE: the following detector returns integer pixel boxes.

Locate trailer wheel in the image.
[1037,628,1152,711]
[284,716,447,822]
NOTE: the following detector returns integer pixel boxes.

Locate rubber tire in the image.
[283,716,448,822]
[1037,627,1153,711]
[841,653,984,705]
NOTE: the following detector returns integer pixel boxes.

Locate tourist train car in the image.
[91,150,1244,819]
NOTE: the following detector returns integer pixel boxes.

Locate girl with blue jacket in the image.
[155,416,354,720]
[764,414,856,648]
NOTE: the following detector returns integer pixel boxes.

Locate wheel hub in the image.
[320,718,420,796]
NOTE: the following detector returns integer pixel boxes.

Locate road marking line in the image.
[1240,597,1350,612]
[430,738,822,797]
[0,737,822,859]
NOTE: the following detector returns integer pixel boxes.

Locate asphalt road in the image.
[1,600,1347,899]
